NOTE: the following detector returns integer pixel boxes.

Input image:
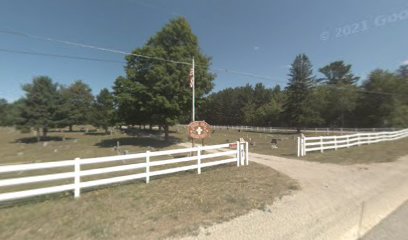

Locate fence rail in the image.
[0,142,249,203]
[297,129,408,156]
[181,124,399,134]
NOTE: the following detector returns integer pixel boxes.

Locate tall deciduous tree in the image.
[284,54,321,132]
[115,17,215,140]
[60,80,94,131]
[90,88,116,133]
[19,76,60,140]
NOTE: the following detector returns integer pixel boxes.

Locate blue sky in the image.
[0,0,407,101]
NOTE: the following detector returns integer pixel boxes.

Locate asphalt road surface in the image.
[360,200,408,240]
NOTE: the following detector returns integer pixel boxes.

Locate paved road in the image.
[360,201,408,240]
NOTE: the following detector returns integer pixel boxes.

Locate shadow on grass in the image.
[95,136,181,148]
[12,136,74,144]
[241,130,300,135]
[84,132,110,136]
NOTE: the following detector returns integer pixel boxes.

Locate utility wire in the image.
[0,48,125,64]
[0,29,406,96]
[0,29,281,81]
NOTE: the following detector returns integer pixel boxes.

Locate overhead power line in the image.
[0,48,125,64]
[1,29,405,96]
[0,29,281,81]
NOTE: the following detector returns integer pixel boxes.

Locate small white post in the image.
[297,137,300,157]
[236,141,240,167]
[301,136,306,156]
[245,141,249,165]
[197,146,201,174]
[146,151,150,183]
[74,157,80,198]
[320,136,324,153]
[334,136,338,150]
[240,142,245,166]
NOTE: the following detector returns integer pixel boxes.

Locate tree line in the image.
[200,57,408,131]
[0,17,407,140]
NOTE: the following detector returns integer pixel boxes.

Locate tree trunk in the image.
[164,125,169,141]
[149,124,152,130]
[36,128,41,142]
[69,125,73,132]
[42,127,48,138]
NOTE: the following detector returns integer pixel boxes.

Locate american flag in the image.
[189,64,194,88]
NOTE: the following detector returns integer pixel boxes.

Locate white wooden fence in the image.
[297,129,408,156]
[0,142,249,203]
[191,125,399,134]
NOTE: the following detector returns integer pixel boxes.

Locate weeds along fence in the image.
[0,142,249,203]
[297,129,408,157]
[195,125,399,134]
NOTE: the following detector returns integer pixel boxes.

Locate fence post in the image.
[334,136,338,150]
[347,136,350,148]
[197,146,201,174]
[301,136,306,156]
[74,157,81,198]
[297,137,300,157]
[320,136,324,153]
[146,151,150,183]
[240,142,245,166]
[245,141,249,165]
[236,141,240,167]
[358,134,361,146]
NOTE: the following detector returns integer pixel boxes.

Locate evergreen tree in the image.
[284,54,321,132]
[19,76,60,140]
[317,61,359,127]
[0,99,8,126]
[318,61,359,85]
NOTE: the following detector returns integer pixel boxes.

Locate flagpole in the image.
[192,57,195,122]
[191,57,195,149]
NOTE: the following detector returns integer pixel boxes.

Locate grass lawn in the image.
[173,126,408,164]
[0,127,182,165]
[302,137,408,164]
[0,126,298,239]
[0,163,297,240]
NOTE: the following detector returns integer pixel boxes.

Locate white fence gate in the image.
[0,141,249,203]
[297,129,408,156]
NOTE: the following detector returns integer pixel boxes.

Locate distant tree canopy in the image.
[59,80,94,131]
[114,17,215,140]
[1,17,408,136]
[90,88,115,133]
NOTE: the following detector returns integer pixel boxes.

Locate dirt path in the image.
[177,152,408,240]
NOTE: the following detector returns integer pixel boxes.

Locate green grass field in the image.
[0,127,298,240]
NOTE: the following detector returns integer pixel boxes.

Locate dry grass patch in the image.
[0,163,298,240]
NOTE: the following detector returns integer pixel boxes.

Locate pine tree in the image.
[284,54,321,132]
[19,76,60,140]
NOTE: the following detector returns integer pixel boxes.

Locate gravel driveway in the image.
[177,152,408,240]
